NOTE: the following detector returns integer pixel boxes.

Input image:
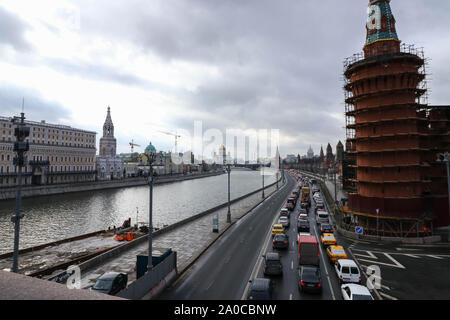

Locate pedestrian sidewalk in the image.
[323,178,348,202]
[299,170,347,202]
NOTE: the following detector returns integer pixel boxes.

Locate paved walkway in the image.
[323,178,347,202]
[299,170,347,202]
[79,183,280,289]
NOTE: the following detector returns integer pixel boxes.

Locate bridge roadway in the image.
[159,172,378,301]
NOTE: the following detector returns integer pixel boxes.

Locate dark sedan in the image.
[272,234,289,250]
[320,223,334,234]
[298,266,322,293]
[297,219,310,232]
[263,252,283,276]
[247,278,274,300]
[91,272,127,295]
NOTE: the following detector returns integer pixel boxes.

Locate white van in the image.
[316,211,329,225]
[334,259,361,284]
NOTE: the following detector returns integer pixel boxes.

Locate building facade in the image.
[0,115,96,187]
[96,107,123,180]
[307,145,314,159]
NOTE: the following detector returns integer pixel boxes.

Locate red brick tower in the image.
[343,0,439,236]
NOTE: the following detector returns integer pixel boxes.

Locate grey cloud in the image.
[3,0,448,157]
[0,6,32,51]
[67,0,450,155]
[44,57,147,87]
[0,84,72,123]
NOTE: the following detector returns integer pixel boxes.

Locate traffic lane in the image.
[367,251,450,300]
[308,196,341,300]
[263,210,304,300]
[303,183,344,300]
[256,186,335,300]
[241,174,300,300]
[347,245,450,300]
[254,178,303,300]
[159,174,296,300]
[314,184,371,300]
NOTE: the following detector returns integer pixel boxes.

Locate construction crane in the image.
[129,139,140,153]
[158,130,181,154]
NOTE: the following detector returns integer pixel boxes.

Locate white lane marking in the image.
[379,292,398,300]
[395,247,420,251]
[384,253,406,269]
[352,250,378,259]
[349,240,372,245]
[289,293,293,300]
[404,254,420,259]
[381,284,391,291]
[427,255,443,260]
[356,258,405,269]
[351,248,450,259]
[291,260,294,270]
[326,275,335,300]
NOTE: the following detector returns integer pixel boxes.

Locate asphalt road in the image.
[158,172,297,300]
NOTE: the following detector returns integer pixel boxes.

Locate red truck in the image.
[298,235,320,266]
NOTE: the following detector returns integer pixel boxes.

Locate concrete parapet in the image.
[0,270,124,300]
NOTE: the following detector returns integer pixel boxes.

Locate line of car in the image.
[246,170,374,300]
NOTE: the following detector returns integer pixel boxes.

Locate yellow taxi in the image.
[326,245,348,263]
[321,233,337,246]
[272,224,285,236]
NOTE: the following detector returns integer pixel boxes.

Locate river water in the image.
[0,169,276,254]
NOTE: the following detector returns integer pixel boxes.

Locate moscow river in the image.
[0,169,276,254]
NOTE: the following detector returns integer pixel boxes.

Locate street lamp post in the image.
[262,162,265,199]
[333,168,337,204]
[146,145,156,272]
[376,208,380,237]
[437,152,450,240]
[11,112,30,273]
[276,171,279,190]
[226,163,231,223]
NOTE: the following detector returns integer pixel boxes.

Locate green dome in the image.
[145,142,156,154]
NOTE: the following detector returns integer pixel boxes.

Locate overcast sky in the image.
[0,0,449,158]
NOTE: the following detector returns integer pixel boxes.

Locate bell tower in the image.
[99,106,117,157]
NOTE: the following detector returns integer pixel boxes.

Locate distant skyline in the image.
[1,0,449,157]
